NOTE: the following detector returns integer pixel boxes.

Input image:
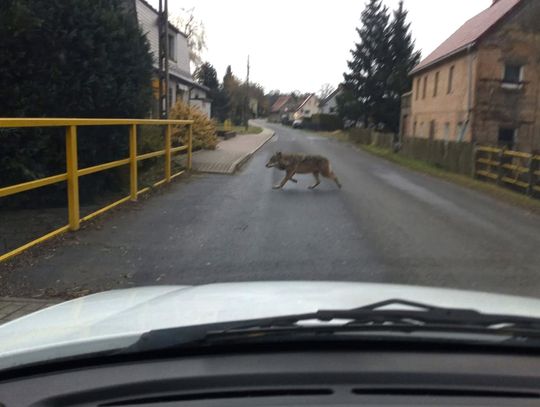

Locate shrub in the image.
[0,0,153,199]
[169,101,218,150]
[311,114,343,131]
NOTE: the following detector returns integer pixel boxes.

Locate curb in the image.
[231,130,275,173]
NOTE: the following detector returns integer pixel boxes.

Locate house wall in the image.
[294,96,319,120]
[320,95,338,115]
[409,52,478,142]
[190,88,211,117]
[135,0,191,78]
[135,0,211,118]
[472,0,540,152]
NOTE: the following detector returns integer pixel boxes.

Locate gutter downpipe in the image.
[460,44,475,143]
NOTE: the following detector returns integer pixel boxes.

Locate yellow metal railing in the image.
[0,118,193,262]
[475,146,539,197]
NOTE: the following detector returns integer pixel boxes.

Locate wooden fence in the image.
[475,146,540,197]
[345,130,539,199]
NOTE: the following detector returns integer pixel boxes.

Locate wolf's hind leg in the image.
[308,172,321,189]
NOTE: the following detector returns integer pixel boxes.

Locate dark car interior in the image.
[2,345,540,406]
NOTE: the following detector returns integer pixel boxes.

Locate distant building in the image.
[319,88,341,115]
[405,0,540,152]
[269,95,297,122]
[293,94,319,120]
[130,0,211,117]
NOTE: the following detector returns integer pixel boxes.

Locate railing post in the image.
[528,156,537,197]
[165,124,172,181]
[65,125,80,231]
[187,122,193,170]
[496,149,504,185]
[472,146,478,178]
[129,124,138,201]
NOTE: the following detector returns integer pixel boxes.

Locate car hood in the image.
[2,282,540,370]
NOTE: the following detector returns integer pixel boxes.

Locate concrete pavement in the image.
[0,297,59,324]
[191,126,274,174]
[2,120,540,302]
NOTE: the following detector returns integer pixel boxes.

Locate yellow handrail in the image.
[0,118,193,262]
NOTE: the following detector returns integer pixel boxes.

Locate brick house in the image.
[404,0,540,152]
[127,0,211,117]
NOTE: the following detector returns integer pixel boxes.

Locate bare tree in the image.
[170,7,207,67]
[318,83,335,101]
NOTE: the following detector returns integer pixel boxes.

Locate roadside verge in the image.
[311,130,540,214]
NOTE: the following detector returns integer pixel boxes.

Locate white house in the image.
[319,88,341,115]
[132,0,211,117]
[293,94,319,120]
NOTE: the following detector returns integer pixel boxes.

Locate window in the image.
[433,71,439,97]
[456,121,464,141]
[448,66,454,94]
[429,120,436,140]
[444,122,450,142]
[168,33,176,61]
[498,127,516,149]
[503,64,522,85]
[422,76,427,99]
[419,122,424,137]
[413,121,417,136]
[329,107,335,113]
[415,78,420,100]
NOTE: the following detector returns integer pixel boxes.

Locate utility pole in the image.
[244,55,250,130]
[158,0,170,119]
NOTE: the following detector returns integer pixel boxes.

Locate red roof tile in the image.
[271,95,291,113]
[411,0,522,74]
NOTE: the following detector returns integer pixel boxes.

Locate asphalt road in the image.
[3,121,540,298]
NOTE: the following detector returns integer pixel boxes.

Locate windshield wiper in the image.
[124,299,540,353]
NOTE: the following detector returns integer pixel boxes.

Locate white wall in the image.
[320,95,339,115]
[135,0,191,78]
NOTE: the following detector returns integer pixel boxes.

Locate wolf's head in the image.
[265,151,282,168]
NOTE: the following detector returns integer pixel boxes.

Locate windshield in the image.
[1,0,540,371]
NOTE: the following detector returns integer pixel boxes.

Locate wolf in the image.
[265,152,342,190]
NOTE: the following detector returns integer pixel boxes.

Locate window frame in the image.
[502,63,523,89]
[168,33,176,62]
[433,71,440,97]
[498,127,517,149]
[447,66,455,94]
[456,121,464,142]
[422,76,427,99]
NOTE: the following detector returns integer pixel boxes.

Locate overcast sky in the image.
[149,0,492,94]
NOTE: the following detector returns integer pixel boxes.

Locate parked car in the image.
[292,119,303,128]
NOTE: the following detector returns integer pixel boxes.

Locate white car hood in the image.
[2,282,540,370]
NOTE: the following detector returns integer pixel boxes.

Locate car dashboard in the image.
[1,348,540,406]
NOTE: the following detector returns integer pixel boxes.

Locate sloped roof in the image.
[295,94,316,111]
[136,0,187,37]
[411,0,522,74]
[271,95,291,113]
[319,88,341,107]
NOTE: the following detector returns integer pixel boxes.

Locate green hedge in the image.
[302,114,343,131]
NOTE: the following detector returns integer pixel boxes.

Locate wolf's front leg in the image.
[273,171,296,189]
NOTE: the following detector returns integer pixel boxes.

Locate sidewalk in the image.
[0,297,60,325]
[192,126,274,174]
